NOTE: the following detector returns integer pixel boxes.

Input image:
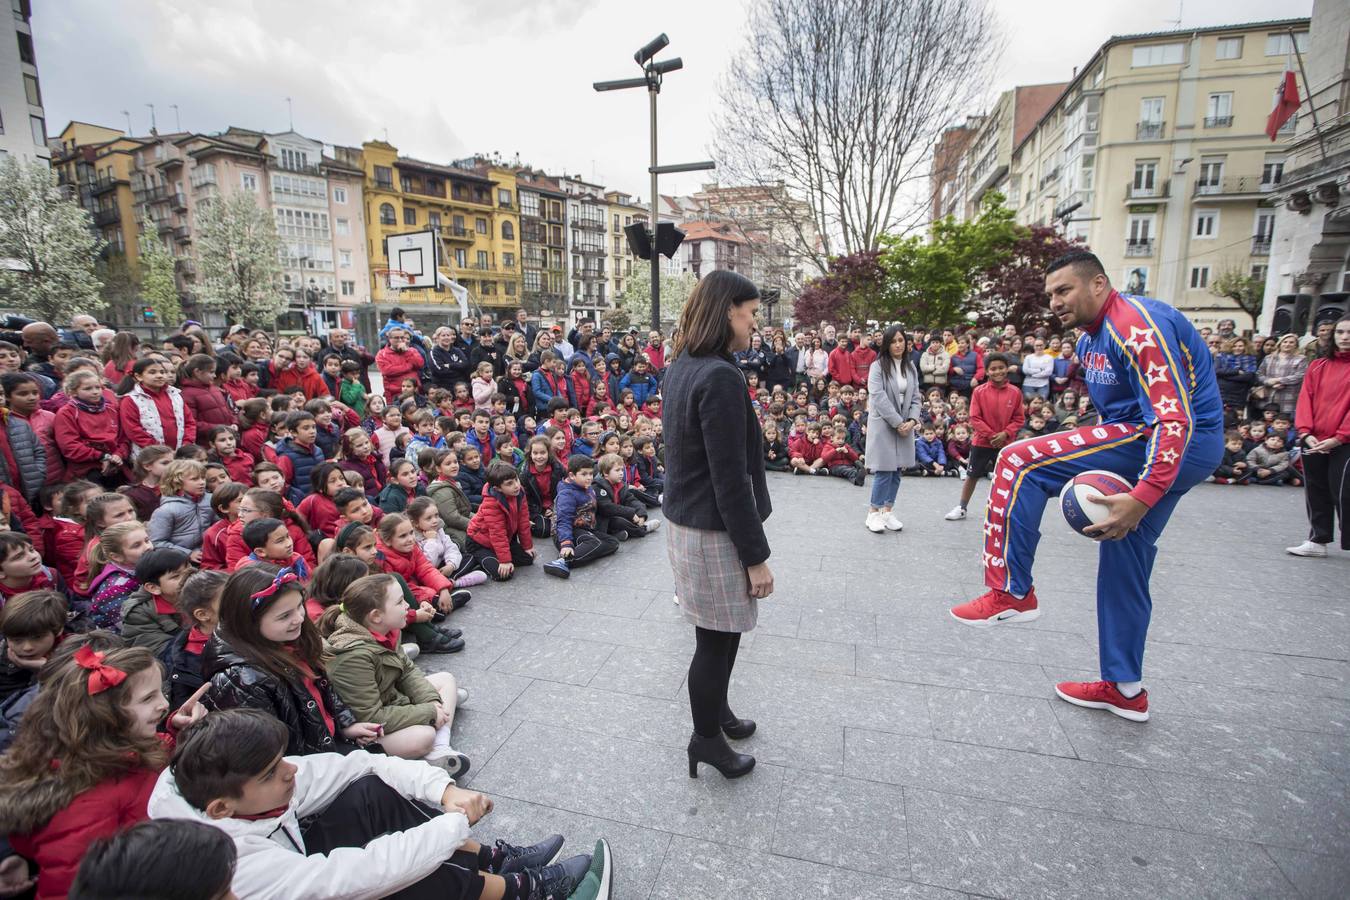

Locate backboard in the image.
[384,230,439,290]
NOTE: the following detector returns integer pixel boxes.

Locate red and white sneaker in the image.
[949,587,1040,627]
[1054,680,1149,722]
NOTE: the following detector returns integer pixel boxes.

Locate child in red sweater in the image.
[205,426,255,485]
[200,482,245,571]
[120,445,173,523]
[71,493,138,597]
[821,426,866,486]
[51,370,129,484]
[788,423,827,475]
[41,480,100,587]
[946,353,1024,521]
[375,514,470,613]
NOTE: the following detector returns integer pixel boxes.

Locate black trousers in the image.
[687,627,742,738]
[601,513,646,538]
[529,512,553,538]
[624,484,661,508]
[1304,444,1350,549]
[554,527,619,566]
[464,535,534,580]
[301,774,484,900]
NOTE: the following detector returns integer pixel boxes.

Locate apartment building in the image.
[0,0,47,162]
[672,221,751,282]
[560,175,608,322]
[605,190,645,302]
[516,169,568,320]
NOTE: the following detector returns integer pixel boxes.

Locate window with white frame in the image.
[1216,37,1243,59]
[240,172,258,191]
[1132,43,1184,67]
[341,280,355,297]
[1261,156,1285,187]
[339,250,351,268]
[1189,265,1211,289]
[1128,214,1154,243]
[335,217,350,236]
[1139,98,1164,124]
[1197,157,1225,193]
[1265,32,1308,56]
[1194,209,1218,238]
[1254,211,1275,241]
[333,186,347,204]
[1133,160,1158,193]
[1205,93,1233,125]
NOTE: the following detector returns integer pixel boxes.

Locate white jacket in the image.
[1021,352,1055,388]
[148,749,468,900]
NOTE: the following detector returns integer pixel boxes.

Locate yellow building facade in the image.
[605,190,646,303]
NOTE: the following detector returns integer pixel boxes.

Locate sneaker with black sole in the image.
[543,558,571,579]
[614,530,629,542]
[527,853,592,900]
[569,839,614,900]
[448,589,471,611]
[498,834,565,875]
[438,626,463,640]
[423,747,471,777]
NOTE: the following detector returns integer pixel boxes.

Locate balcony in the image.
[170,192,187,212]
[1125,238,1154,257]
[450,188,493,208]
[175,257,196,277]
[1194,176,1264,199]
[576,266,606,280]
[276,160,321,175]
[1251,235,1271,256]
[141,184,171,204]
[573,215,605,232]
[189,169,217,189]
[1204,115,1234,129]
[1136,121,1165,140]
[439,225,474,242]
[1124,179,1170,203]
[155,218,173,234]
[93,207,120,227]
[90,174,126,196]
[173,225,191,243]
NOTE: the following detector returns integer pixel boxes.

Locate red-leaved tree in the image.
[793,250,889,327]
[975,226,1084,334]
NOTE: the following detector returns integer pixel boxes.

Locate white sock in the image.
[1116,680,1142,698]
[432,723,452,752]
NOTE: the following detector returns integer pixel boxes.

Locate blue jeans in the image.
[1022,384,1049,400]
[869,470,902,508]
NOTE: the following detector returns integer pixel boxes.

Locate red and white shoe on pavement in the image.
[949,587,1040,627]
[1054,680,1149,722]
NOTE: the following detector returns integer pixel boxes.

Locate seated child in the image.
[378,458,428,514]
[594,454,659,539]
[788,423,826,475]
[465,461,537,582]
[1246,431,1297,486]
[120,444,173,522]
[226,487,318,572]
[204,462,230,495]
[617,436,660,508]
[71,492,138,598]
[375,514,471,615]
[72,818,238,900]
[339,427,387,501]
[275,411,327,505]
[148,709,603,900]
[633,435,665,493]
[1213,431,1252,484]
[87,522,153,631]
[164,569,226,709]
[543,455,620,579]
[0,589,67,718]
[205,425,255,485]
[120,547,194,655]
[409,496,486,585]
[43,480,99,588]
[820,426,866,486]
[239,517,312,578]
[0,530,64,613]
[945,424,972,477]
[761,420,789,473]
[202,565,376,755]
[201,482,245,571]
[518,437,564,538]
[911,426,948,476]
[148,459,214,562]
[320,573,470,775]
[298,462,354,539]
[456,446,487,511]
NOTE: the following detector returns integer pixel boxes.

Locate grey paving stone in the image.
[515,581,666,619]
[746,601,803,637]
[502,680,687,748]
[857,645,1056,698]
[448,710,521,788]
[739,632,857,675]
[469,796,672,900]
[1263,845,1350,900]
[732,717,847,776]
[772,772,908,877]
[472,721,787,851]
[1149,770,1350,856]
[487,634,615,686]
[925,685,1078,757]
[1155,678,1350,736]
[421,664,532,717]
[548,609,692,653]
[440,623,524,671]
[587,644,690,700]
[649,835,961,900]
[874,611,1099,669]
[730,661,932,736]
[844,727,1176,827]
[905,787,1294,898]
[447,597,569,634]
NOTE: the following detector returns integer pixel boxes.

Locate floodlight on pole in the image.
[593,33,714,330]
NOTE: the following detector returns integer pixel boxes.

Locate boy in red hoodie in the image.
[946,353,1024,520]
[788,422,827,475]
[465,461,536,581]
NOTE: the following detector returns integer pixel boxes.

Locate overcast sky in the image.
[36,0,1310,202]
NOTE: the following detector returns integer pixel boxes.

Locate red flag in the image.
[1266,70,1300,140]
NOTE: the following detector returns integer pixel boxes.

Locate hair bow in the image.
[250,569,302,611]
[74,645,127,695]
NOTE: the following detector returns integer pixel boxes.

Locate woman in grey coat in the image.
[865,325,922,533]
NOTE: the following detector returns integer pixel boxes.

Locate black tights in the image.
[688,627,742,738]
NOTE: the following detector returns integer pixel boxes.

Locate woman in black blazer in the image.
[661,270,773,781]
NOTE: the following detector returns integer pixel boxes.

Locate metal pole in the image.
[1287,28,1328,164]
[649,82,660,332]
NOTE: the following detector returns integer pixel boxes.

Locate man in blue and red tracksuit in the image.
[950,250,1223,722]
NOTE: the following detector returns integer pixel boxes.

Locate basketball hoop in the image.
[372,266,413,302]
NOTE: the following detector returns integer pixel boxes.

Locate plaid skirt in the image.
[666,520,757,633]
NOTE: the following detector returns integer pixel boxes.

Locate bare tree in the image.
[714,0,1000,277]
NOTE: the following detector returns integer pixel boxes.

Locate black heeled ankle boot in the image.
[687,733,755,779]
[720,716,756,740]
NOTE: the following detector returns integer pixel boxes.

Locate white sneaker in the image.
[644,519,662,533]
[456,687,470,705]
[883,513,904,532]
[401,643,420,660]
[944,505,967,521]
[1286,540,1328,558]
[865,511,886,533]
[957,466,968,480]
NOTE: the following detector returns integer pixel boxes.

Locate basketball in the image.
[1059,470,1135,536]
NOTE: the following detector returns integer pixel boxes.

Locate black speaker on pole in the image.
[1312,293,1347,330]
[1271,294,1313,336]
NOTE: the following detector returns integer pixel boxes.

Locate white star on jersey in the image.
[1125,326,1157,355]
[1144,361,1170,386]
[1156,396,1179,416]
[1163,422,1184,437]
[1159,448,1179,464]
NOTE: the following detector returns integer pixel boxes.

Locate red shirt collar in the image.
[234,804,290,821]
[369,628,400,651]
[152,594,177,616]
[1084,290,1119,335]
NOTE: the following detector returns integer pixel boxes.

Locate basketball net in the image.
[374,267,412,304]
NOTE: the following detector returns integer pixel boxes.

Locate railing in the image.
[1251,236,1271,256]
[1204,115,1233,128]
[170,192,187,212]
[190,170,217,188]
[175,257,196,276]
[90,174,125,195]
[573,216,606,231]
[1124,179,1170,200]
[576,243,605,255]
[1124,238,1154,257]
[276,160,321,175]
[93,207,120,226]
[1194,176,1263,197]
[1136,121,1165,140]
[142,184,171,203]
[173,225,191,242]
[440,225,473,239]
[576,267,606,279]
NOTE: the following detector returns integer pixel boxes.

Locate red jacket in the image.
[118,387,197,450]
[569,372,593,415]
[270,363,329,401]
[297,493,341,538]
[827,346,855,386]
[222,377,258,405]
[1295,350,1350,443]
[375,539,450,602]
[821,443,859,467]
[52,401,128,479]
[224,514,316,571]
[8,734,171,900]
[239,420,270,462]
[375,346,425,401]
[467,486,533,561]
[216,449,255,485]
[850,346,877,385]
[71,535,99,596]
[41,516,84,586]
[200,517,231,570]
[178,382,236,441]
[970,380,1025,448]
[788,434,824,463]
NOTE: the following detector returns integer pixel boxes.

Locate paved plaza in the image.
[423,472,1349,899]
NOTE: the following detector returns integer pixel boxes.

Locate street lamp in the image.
[595,33,715,330]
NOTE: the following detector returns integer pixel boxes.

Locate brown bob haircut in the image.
[673,269,759,358]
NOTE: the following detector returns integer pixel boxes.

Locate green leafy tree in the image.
[1210,265,1264,331]
[879,193,1020,327]
[0,156,105,323]
[138,237,181,328]
[195,190,285,326]
[615,265,697,331]
[96,251,139,327]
